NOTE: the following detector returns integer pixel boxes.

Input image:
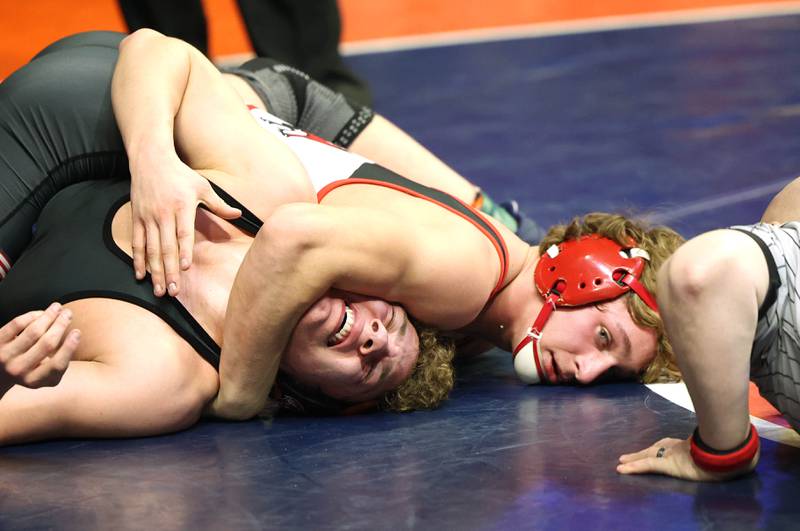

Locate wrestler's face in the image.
[534,297,657,384]
[282,293,420,403]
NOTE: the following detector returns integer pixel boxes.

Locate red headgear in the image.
[513,235,659,383]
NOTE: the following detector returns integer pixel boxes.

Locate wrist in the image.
[127,128,179,172]
[212,387,266,421]
[690,423,759,473]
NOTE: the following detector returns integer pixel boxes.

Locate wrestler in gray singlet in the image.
[733,222,800,431]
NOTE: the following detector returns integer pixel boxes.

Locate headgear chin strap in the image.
[513,235,659,384]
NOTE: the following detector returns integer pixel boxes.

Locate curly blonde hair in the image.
[539,212,685,383]
[382,324,455,412]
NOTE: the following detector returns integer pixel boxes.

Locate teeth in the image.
[329,304,355,345]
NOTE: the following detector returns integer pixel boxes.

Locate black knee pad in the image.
[223,57,374,148]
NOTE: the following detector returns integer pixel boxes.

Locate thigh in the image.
[0,35,128,267]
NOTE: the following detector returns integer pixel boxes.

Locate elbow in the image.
[656,231,745,312]
[119,28,164,51]
[255,204,329,259]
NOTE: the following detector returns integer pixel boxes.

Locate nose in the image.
[573,351,615,384]
[358,318,389,360]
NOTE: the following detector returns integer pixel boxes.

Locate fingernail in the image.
[180,258,190,269]
[72,330,81,341]
[168,282,177,295]
[62,309,73,321]
[154,285,163,296]
[49,302,61,312]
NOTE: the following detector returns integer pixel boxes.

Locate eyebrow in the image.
[377,362,392,385]
[398,311,409,336]
[615,319,632,362]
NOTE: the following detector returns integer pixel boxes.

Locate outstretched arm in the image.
[617,230,767,480]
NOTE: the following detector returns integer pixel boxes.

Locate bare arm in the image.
[209,203,414,419]
[210,202,497,419]
[618,230,768,480]
[113,29,316,296]
[0,304,79,398]
[0,299,217,446]
[762,175,800,224]
[112,29,243,296]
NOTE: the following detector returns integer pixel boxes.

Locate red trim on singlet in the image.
[317,178,510,297]
[0,250,10,279]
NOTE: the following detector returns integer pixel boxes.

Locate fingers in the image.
[0,303,62,357]
[158,215,181,297]
[617,456,668,476]
[19,329,80,388]
[176,206,196,273]
[202,189,242,221]
[145,222,166,297]
[137,215,184,297]
[618,438,680,463]
[132,221,147,280]
[1,304,79,388]
[0,310,45,343]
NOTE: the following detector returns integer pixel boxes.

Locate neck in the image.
[111,204,251,343]
[464,247,543,352]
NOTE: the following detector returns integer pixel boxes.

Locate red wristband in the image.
[690,423,759,473]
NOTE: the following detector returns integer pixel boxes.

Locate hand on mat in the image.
[130,155,241,297]
[616,437,755,481]
[0,303,80,390]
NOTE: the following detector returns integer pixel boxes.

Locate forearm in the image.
[216,208,340,419]
[658,231,769,450]
[216,204,419,418]
[112,29,193,173]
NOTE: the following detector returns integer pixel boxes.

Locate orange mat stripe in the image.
[1,0,795,79]
[750,382,790,427]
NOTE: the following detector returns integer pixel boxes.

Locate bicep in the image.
[172,48,308,191]
[273,204,498,325]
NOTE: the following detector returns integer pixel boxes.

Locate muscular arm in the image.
[212,203,413,418]
[619,230,768,480]
[661,230,767,447]
[212,202,497,419]
[113,29,315,295]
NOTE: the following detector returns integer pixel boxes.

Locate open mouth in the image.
[328,303,355,346]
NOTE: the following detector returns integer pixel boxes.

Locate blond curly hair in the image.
[382,324,455,412]
[539,212,685,383]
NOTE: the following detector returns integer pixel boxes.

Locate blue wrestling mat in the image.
[3,12,800,530]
